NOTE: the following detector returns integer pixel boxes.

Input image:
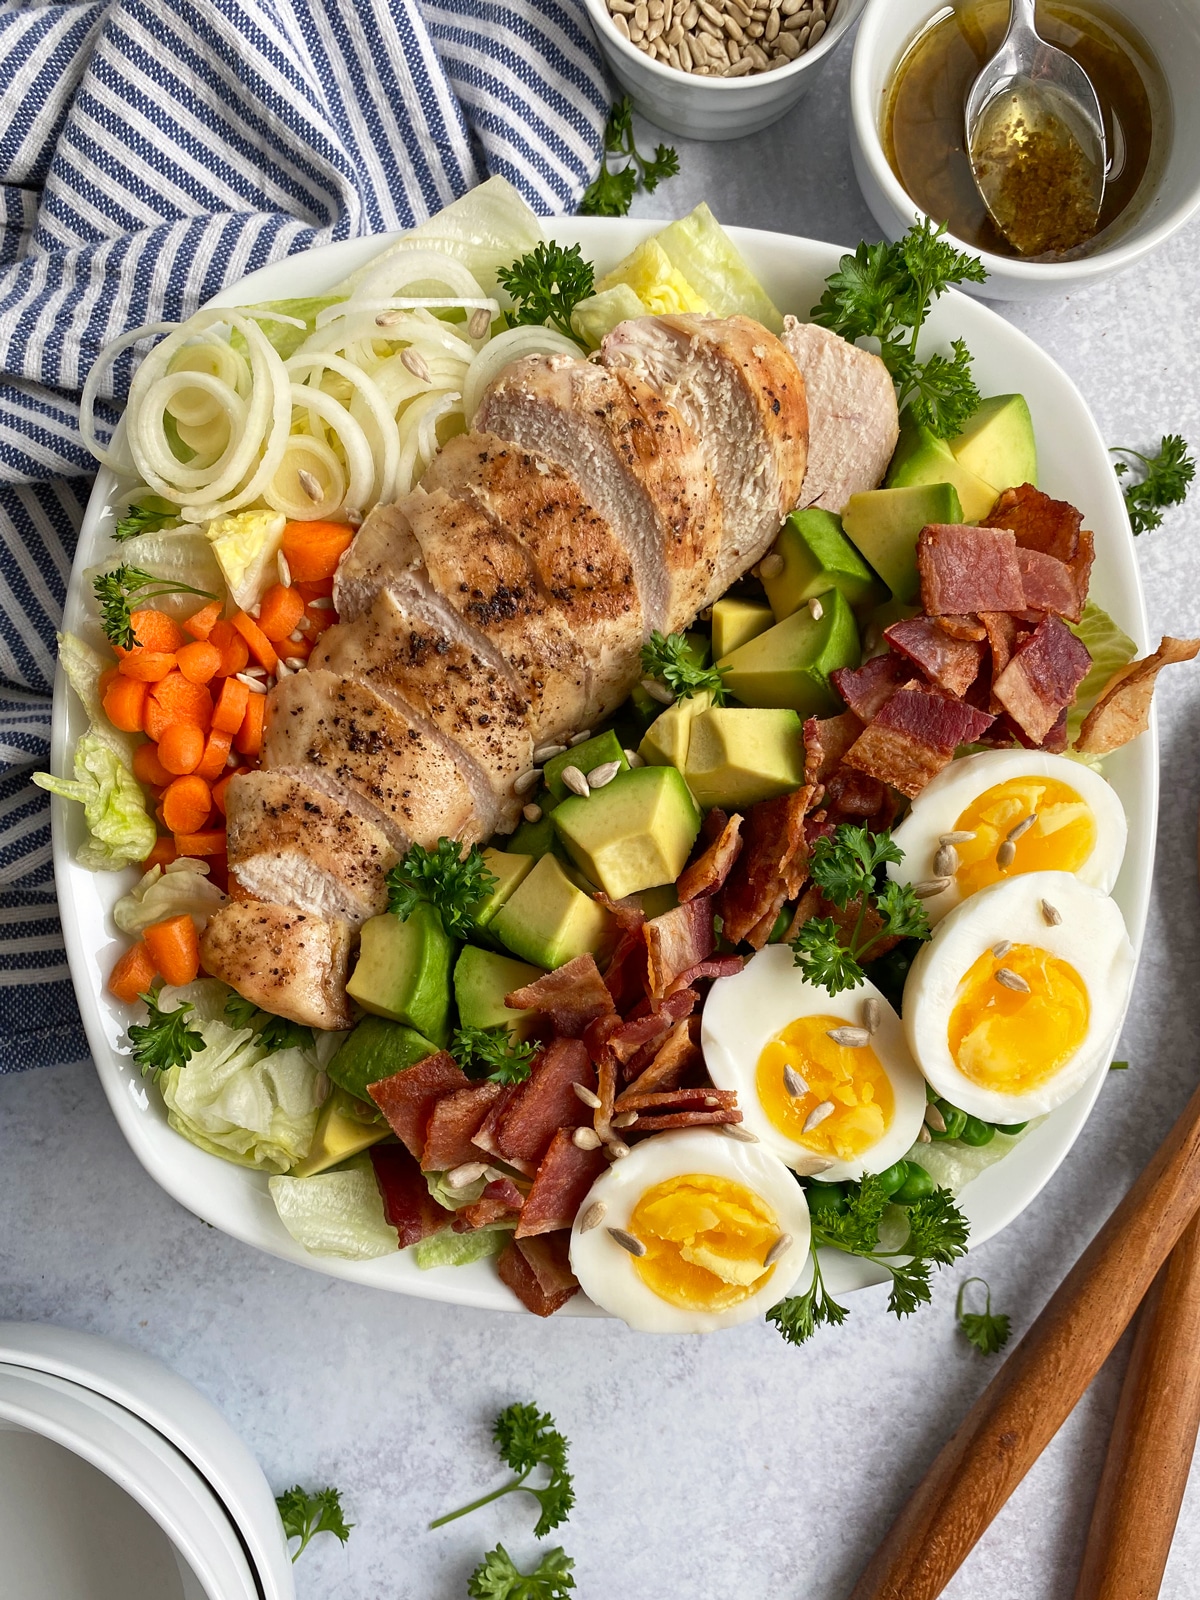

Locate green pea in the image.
[805,1181,849,1215]
[876,1160,910,1197]
[994,1121,1029,1136]
[891,1162,935,1205]
[933,1100,968,1141]
[959,1115,995,1146]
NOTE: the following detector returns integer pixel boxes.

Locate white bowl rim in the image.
[850,0,1200,282]
[582,0,865,92]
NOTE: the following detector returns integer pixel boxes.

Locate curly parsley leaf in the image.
[497,243,595,340]
[579,97,679,217]
[431,1403,574,1539]
[452,1024,539,1086]
[128,994,205,1078]
[872,878,932,944]
[790,826,929,995]
[468,1545,575,1600]
[112,497,179,542]
[766,1249,849,1346]
[1112,434,1196,535]
[92,564,216,650]
[956,1276,1012,1356]
[808,824,903,909]
[385,838,498,939]
[789,915,866,996]
[640,630,729,705]
[275,1485,353,1563]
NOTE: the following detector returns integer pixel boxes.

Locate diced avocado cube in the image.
[453,946,542,1040]
[861,596,923,656]
[684,629,712,667]
[638,688,714,771]
[326,1014,440,1102]
[543,731,628,801]
[493,854,615,970]
[886,410,999,522]
[684,707,806,810]
[718,587,859,715]
[711,597,774,660]
[551,765,702,900]
[949,393,1037,491]
[289,1086,388,1178]
[762,509,887,620]
[473,849,534,929]
[345,902,454,1045]
[842,483,964,604]
[506,811,562,861]
[634,883,680,919]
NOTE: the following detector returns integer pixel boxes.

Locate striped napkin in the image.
[0,0,609,1074]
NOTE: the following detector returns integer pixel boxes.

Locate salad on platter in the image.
[45,177,1199,1341]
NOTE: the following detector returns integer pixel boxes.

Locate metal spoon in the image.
[964,0,1107,256]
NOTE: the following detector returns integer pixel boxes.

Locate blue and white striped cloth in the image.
[0,0,610,1074]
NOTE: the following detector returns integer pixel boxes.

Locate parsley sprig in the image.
[275,1485,353,1563]
[128,993,205,1078]
[385,839,499,939]
[579,97,679,217]
[468,1545,575,1600]
[92,564,216,650]
[497,243,595,340]
[452,1024,539,1086]
[113,496,179,542]
[956,1276,1011,1356]
[640,630,729,705]
[768,1175,970,1347]
[789,825,930,995]
[223,991,314,1053]
[811,220,988,438]
[1112,434,1196,535]
[431,1403,574,1539]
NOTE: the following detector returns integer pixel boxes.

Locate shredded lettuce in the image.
[114,858,227,935]
[570,283,646,350]
[414,1220,513,1270]
[1068,601,1138,741]
[269,1154,399,1259]
[425,1168,488,1211]
[907,1121,1039,1194]
[653,203,783,331]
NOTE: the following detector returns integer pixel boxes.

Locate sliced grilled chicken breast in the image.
[600,314,808,602]
[780,318,899,513]
[200,901,354,1030]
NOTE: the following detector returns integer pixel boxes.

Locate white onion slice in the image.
[280,383,375,514]
[462,325,582,423]
[287,350,401,504]
[395,390,462,494]
[347,249,487,307]
[263,433,347,521]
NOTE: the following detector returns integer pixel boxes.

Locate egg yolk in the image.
[953,777,1096,895]
[756,1015,894,1160]
[948,944,1089,1093]
[629,1173,779,1312]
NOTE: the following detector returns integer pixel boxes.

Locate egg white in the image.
[903,870,1135,1123]
[568,1128,811,1334]
[701,944,928,1182]
[887,749,1128,926]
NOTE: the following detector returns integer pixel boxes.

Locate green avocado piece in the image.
[711,597,774,660]
[861,596,923,656]
[493,854,615,970]
[543,731,628,801]
[288,1086,388,1178]
[453,945,542,1039]
[551,765,702,900]
[638,688,714,771]
[762,509,887,620]
[633,883,680,919]
[718,586,859,715]
[326,1014,440,1102]
[473,848,534,929]
[950,393,1037,491]
[842,483,964,604]
[345,902,454,1044]
[506,811,563,861]
[683,707,806,810]
[886,410,999,522]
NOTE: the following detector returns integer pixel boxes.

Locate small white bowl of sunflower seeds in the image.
[583,0,864,141]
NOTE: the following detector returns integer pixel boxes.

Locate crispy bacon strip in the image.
[494,1037,594,1176]
[369,1144,451,1248]
[984,483,1083,562]
[842,684,995,799]
[469,1085,517,1164]
[918,523,1026,615]
[884,616,985,698]
[516,1129,607,1238]
[505,952,616,1037]
[831,652,913,723]
[643,898,716,998]
[498,1233,578,1316]
[991,615,1092,744]
[677,812,744,902]
[1077,636,1200,754]
[821,767,897,824]
[369,1052,470,1161]
[716,786,813,947]
[599,896,648,1010]
[421,1082,506,1172]
[615,1018,701,1104]
[664,954,744,995]
[934,615,988,642]
[628,1108,743,1133]
[452,1176,525,1233]
[1015,548,1085,622]
[980,610,1020,691]
[618,989,699,1080]
[617,1086,737,1113]
[803,711,864,787]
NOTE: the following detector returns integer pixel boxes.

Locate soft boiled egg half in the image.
[904,871,1135,1124]
[887,749,1127,926]
[569,1128,812,1333]
[701,944,928,1182]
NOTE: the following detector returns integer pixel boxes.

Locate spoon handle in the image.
[1006,0,1039,41]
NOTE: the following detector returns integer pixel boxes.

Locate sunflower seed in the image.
[913,877,952,898]
[992,939,1013,958]
[514,767,542,795]
[783,1064,809,1098]
[996,839,1017,870]
[1041,899,1062,926]
[725,11,744,39]
[763,1233,792,1268]
[561,765,590,798]
[827,1026,871,1048]
[236,673,268,694]
[296,468,322,503]
[608,1226,646,1256]
[276,551,293,587]
[570,728,593,745]
[612,13,631,35]
[573,1126,602,1150]
[940,830,976,845]
[775,27,801,55]
[624,748,646,768]
[533,742,566,762]
[447,1160,489,1189]
[808,596,824,621]
[781,0,805,14]
[612,1110,639,1128]
[704,1095,721,1107]
[803,1100,835,1132]
[579,1200,606,1231]
[635,1,649,25]
[309,595,335,609]
[724,54,752,72]
[468,307,492,339]
[758,551,784,579]
[723,1123,759,1142]
[933,843,958,878]
[918,1124,932,1143]
[346,507,363,526]
[995,967,1031,993]
[401,347,432,382]
[588,760,621,788]
[924,1102,947,1134]
[863,997,881,1034]
[641,677,676,705]
[522,803,542,824]
[275,659,291,678]
[1007,813,1037,843]
[284,657,307,671]
[606,1140,631,1160]
[572,1081,602,1110]
[807,14,825,43]
[764,7,779,39]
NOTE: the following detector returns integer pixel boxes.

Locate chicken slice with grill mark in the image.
[476,353,720,634]
[780,318,899,513]
[200,901,354,1030]
[600,314,808,604]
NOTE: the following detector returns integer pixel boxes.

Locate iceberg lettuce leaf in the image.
[1068,601,1138,740]
[269,1155,399,1259]
[35,730,156,870]
[114,858,227,935]
[414,1220,513,1269]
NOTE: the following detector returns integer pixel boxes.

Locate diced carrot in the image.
[114,608,185,657]
[143,913,201,987]
[133,742,173,789]
[99,666,120,698]
[303,603,334,639]
[161,774,212,836]
[230,611,278,672]
[157,721,206,776]
[257,583,306,642]
[195,727,233,782]
[233,692,266,756]
[176,640,222,685]
[279,632,312,661]
[118,650,178,683]
[211,677,250,735]
[108,940,159,1004]
[282,520,354,583]
[293,576,335,601]
[142,835,178,868]
[144,672,213,742]
[226,875,256,903]
[102,676,148,734]
[209,621,250,678]
[173,828,227,858]
[182,599,223,641]
[212,765,249,817]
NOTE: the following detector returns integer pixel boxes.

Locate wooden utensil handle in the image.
[1073,1207,1200,1600]
[849,1076,1200,1600]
